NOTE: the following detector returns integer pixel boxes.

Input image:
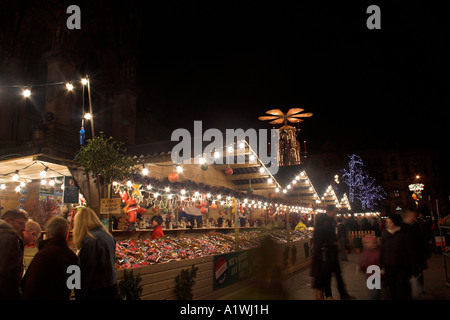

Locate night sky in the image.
[134,1,449,153]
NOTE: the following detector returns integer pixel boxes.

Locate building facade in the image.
[0,1,141,159]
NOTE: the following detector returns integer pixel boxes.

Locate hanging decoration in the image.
[225,167,233,176]
[168,172,179,183]
[408,183,424,206]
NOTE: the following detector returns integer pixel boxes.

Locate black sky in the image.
[134,1,450,153]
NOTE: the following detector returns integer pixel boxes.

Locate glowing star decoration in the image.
[131,184,143,203]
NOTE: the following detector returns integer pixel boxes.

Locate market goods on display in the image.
[115,229,312,270]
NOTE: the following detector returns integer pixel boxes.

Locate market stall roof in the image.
[127,140,284,193]
[275,166,323,205]
[0,154,75,184]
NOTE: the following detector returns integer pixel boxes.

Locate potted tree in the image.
[73,132,139,215]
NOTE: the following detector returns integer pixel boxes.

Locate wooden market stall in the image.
[112,142,313,299]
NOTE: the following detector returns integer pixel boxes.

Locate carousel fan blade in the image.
[286,108,304,116]
[265,109,284,116]
[287,117,304,123]
[258,115,281,121]
[269,118,285,124]
[291,112,313,118]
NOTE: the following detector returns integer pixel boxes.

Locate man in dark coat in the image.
[311,206,354,300]
[0,209,28,300]
[402,207,428,288]
[380,213,416,300]
[21,216,78,300]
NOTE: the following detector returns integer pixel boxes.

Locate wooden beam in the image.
[235,183,276,190]
[214,163,260,171]
[227,173,270,181]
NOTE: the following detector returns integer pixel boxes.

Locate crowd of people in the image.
[0,202,435,301]
[0,207,118,300]
[310,205,432,300]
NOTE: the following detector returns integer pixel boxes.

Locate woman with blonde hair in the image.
[73,207,117,300]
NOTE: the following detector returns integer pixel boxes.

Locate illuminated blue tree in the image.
[341,154,365,204]
[341,154,386,211]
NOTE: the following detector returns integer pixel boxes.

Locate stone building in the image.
[0,1,141,159]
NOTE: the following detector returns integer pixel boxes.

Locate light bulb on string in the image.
[81,78,88,86]
[66,83,74,91]
[84,113,92,120]
[142,165,149,175]
[23,88,31,98]
[12,170,19,181]
[0,184,5,190]
[40,167,48,178]
[176,165,183,173]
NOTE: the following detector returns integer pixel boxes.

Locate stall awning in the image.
[0,154,74,184]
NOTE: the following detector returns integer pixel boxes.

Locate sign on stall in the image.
[63,176,79,204]
[213,249,256,289]
[100,198,121,215]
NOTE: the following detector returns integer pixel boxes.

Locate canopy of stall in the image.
[0,154,74,184]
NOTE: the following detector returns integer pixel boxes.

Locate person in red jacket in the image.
[151,215,164,240]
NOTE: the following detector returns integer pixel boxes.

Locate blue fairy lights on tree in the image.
[341,154,386,211]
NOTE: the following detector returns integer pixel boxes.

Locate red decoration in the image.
[210,203,217,210]
[225,167,233,176]
[201,207,208,214]
[168,172,178,182]
[119,190,147,222]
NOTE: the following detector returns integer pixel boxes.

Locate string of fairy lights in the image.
[1,77,352,213]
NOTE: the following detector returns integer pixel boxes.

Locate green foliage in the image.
[174,265,198,300]
[118,269,143,300]
[74,132,138,185]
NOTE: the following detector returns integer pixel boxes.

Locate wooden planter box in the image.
[115,238,311,300]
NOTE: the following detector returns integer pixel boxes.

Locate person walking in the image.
[336,217,348,261]
[73,207,118,300]
[402,207,428,290]
[380,213,416,300]
[21,216,78,300]
[358,235,381,300]
[371,216,382,237]
[0,209,28,299]
[310,206,354,300]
